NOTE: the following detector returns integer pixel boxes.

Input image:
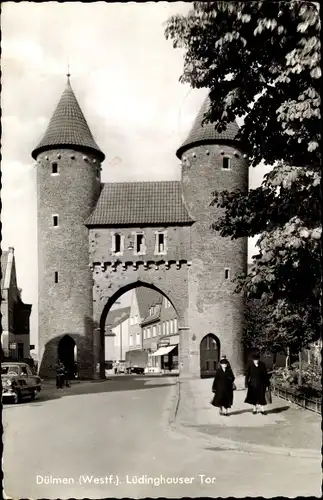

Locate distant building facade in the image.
[33,76,248,379]
[1,247,32,360]
[126,288,179,373]
[142,295,178,372]
[128,287,162,352]
[105,307,130,362]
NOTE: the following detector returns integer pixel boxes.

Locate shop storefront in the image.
[151,335,179,372]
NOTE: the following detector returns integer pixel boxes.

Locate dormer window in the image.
[111,232,124,255]
[51,162,59,175]
[222,157,231,170]
[155,231,167,255]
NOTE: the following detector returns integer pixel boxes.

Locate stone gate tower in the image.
[177,97,248,376]
[32,77,248,380]
[32,76,105,378]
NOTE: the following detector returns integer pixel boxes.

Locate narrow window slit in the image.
[223,157,231,170]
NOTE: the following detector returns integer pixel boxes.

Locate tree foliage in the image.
[166,1,322,351]
[165,0,321,168]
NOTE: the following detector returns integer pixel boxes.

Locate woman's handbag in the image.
[265,386,272,404]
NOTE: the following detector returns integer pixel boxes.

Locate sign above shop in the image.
[9,343,17,349]
[158,338,170,347]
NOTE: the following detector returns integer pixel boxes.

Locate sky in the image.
[1,2,271,350]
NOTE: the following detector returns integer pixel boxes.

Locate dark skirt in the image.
[245,384,267,406]
[211,389,233,409]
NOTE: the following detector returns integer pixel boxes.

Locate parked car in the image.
[1,362,42,404]
[126,366,145,375]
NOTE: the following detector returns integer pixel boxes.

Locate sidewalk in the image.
[175,378,321,457]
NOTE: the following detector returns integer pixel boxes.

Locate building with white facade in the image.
[105,307,130,363]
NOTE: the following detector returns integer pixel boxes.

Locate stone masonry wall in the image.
[90,226,191,263]
[37,148,102,378]
[90,256,190,378]
[181,143,248,377]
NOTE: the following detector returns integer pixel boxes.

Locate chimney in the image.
[8,247,14,254]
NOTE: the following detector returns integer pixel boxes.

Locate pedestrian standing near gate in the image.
[211,358,235,416]
[245,353,270,415]
[64,364,70,388]
[55,359,65,389]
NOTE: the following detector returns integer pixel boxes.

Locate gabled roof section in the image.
[32,77,105,161]
[1,248,16,291]
[106,306,130,330]
[141,312,160,327]
[85,181,193,226]
[136,287,162,320]
[1,251,9,290]
[176,95,240,158]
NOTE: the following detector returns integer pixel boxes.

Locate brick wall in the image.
[180,143,248,377]
[89,225,190,263]
[90,258,190,377]
[36,141,248,380]
[36,148,102,378]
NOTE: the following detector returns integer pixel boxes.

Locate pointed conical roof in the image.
[32,77,105,161]
[176,96,240,158]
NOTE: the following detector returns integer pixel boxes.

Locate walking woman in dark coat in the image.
[211,358,235,416]
[245,353,269,414]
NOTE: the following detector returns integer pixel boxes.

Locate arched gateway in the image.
[93,275,188,379]
[58,335,76,379]
[34,77,247,380]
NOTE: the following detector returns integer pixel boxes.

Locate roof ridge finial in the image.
[67,58,71,81]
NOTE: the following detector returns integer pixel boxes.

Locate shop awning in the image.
[151,345,177,357]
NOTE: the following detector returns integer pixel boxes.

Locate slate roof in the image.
[1,251,9,290]
[176,95,240,158]
[32,78,105,161]
[86,181,193,226]
[106,306,130,330]
[136,287,162,320]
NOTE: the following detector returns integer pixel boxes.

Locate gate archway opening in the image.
[100,282,180,377]
[58,335,76,379]
[200,334,220,378]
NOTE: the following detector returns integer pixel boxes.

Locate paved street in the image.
[3,375,321,498]
[178,378,322,452]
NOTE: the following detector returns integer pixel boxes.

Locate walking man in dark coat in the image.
[211,358,235,416]
[245,353,270,414]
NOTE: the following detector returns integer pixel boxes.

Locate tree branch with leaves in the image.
[166,1,322,365]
